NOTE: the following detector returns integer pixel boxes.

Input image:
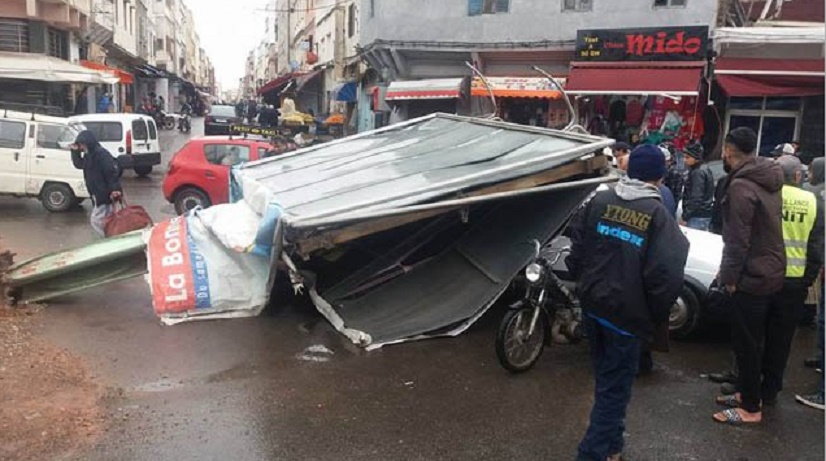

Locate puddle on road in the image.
[295,344,335,363]
[127,378,186,393]
[204,363,259,384]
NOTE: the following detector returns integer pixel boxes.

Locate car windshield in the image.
[210,106,235,117]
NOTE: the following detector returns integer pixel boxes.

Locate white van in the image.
[69,113,161,177]
[0,110,89,212]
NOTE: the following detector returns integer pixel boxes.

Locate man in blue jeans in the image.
[567,145,689,460]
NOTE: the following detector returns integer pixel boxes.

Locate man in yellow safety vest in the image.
[760,155,824,405]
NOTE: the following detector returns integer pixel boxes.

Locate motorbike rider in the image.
[567,144,689,461]
[179,100,193,130]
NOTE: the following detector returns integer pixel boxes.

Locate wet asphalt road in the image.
[0,121,824,461]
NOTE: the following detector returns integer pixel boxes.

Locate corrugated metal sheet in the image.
[236,113,613,226]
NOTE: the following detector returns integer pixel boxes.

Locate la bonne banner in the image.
[576,26,709,62]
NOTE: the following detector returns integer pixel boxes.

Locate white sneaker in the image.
[795,392,825,410]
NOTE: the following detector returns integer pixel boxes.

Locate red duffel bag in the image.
[104,200,154,237]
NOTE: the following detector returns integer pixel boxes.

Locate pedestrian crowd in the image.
[573,130,823,460]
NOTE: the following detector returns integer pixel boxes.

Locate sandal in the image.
[713,408,761,426]
[716,394,742,408]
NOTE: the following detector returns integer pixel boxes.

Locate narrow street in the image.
[0,123,823,461]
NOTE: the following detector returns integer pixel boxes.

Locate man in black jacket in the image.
[71,130,122,237]
[681,141,715,231]
[568,144,689,461]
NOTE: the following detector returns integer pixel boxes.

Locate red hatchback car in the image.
[163,137,275,214]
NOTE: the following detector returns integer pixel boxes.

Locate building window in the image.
[654,0,686,7]
[726,97,802,156]
[469,0,510,15]
[47,28,67,59]
[563,0,592,11]
[348,4,356,38]
[0,19,29,52]
[370,0,375,17]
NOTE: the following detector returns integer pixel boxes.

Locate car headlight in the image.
[525,263,543,283]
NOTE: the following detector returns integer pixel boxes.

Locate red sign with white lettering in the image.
[148,217,196,314]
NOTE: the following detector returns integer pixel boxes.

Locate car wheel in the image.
[669,284,701,339]
[134,165,153,177]
[40,183,76,213]
[174,187,211,215]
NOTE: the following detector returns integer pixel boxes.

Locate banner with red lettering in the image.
[145,206,270,325]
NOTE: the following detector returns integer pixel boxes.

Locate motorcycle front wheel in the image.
[496,306,547,373]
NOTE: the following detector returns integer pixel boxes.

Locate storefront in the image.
[566,26,710,151]
[470,76,566,128]
[384,78,470,122]
[80,60,134,112]
[712,27,825,159]
[0,51,118,115]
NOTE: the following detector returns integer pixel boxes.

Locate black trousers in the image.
[762,283,808,401]
[730,291,770,413]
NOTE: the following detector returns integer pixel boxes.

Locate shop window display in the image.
[579,94,704,150]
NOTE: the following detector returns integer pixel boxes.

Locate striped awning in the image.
[385,78,465,101]
[471,76,564,99]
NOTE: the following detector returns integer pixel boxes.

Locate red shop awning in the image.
[715,58,825,97]
[258,72,298,95]
[80,60,134,84]
[566,61,706,96]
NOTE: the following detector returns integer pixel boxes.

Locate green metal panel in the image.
[3,230,148,304]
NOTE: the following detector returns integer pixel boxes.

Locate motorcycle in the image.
[154,110,176,130]
[495,240,584,373]
[178,111,191,133]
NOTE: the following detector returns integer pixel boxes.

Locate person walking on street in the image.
[568,145,689,460]
[712,127,785,425]
[70,130,123,237]
[682,141,715,231]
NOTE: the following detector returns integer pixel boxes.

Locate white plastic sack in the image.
[145,206,271,325]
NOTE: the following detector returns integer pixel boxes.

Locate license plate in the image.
[214,118,226,123]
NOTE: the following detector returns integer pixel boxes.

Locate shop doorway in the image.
[726,97,801,156]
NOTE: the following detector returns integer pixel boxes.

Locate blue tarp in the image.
[333,82,357,102]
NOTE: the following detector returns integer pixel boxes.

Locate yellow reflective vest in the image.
[781,185,817,278]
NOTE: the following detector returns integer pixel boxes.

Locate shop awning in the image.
[0,51,119,85]
[133,63,171,79]
[566,61,705,96]
[258,73,297,95]
[715,58,825,97]
[295,70,323,92]
[385,78,465,101]
[471,76,564,99]
[332,81,357,102]
[80,60,134,84]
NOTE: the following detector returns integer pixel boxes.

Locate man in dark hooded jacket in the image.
[682,141,715,231]
[71,130,122,237]
[712,127,785,425]
[568,144,689,461]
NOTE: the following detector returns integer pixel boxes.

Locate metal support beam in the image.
[389,48,409,79]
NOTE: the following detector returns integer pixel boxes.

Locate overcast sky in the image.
[190,0,268,90]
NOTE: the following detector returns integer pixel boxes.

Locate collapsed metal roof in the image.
[234,113,614,228]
